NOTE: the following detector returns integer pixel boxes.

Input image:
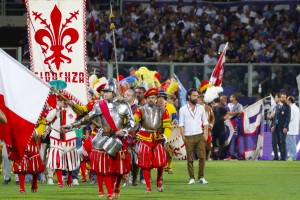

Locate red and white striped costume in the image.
[47,130,79,170]
[46,107,80,171]
[89,141,131,176]
[11,136,44,193]
[12,138,44,174]
[46,106,80,186]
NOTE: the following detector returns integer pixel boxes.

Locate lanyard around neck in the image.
[187,104,197,119]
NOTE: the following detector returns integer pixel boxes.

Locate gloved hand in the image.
[60,125,72,133]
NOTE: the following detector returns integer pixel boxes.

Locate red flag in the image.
[0,49,50,160]
[209,42,228,86]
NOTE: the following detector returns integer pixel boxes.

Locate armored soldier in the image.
[134,88,172,193]
[70,78,135,200]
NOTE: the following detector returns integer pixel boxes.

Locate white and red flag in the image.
[209,42,228,87]
[25,0,89,105]
[0,48,50,160]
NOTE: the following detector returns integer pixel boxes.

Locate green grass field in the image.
[0,160,299,200]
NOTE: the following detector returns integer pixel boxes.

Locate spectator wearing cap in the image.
[157,89,178,174]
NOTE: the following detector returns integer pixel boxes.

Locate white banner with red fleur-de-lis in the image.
[25,0,89,105]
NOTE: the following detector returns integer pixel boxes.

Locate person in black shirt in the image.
[211,98,230,160]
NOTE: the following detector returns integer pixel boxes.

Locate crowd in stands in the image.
[16,1,299,98]
[84,0,300,98]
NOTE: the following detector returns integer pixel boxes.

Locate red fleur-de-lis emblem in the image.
[32,5,79,70]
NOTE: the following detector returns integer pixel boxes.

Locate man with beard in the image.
[135,87,147,106]
[179,88,209,185]
[134,86,147,184]
[134,88,171,193]
[271,92,291,161]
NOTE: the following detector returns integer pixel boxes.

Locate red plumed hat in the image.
[144,88,158,98]
[199,80,212,93]
[96,83,107,93]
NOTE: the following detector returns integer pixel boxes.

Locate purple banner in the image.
[260,132,300,160]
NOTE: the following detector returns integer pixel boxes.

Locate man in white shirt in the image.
[286,96,299,161]
[179,88,209,185]
[227,94,243,118]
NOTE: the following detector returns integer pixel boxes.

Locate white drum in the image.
[167,127,187,160]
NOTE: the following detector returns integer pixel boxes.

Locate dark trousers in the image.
[272,131,287,160]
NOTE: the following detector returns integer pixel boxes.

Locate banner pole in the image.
[110,3,119,83]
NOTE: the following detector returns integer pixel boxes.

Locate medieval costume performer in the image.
[157,90,178,174]
[46,95,80,187]
[10,118,46,193]
[134,88,172,193]
[70,78,135,200]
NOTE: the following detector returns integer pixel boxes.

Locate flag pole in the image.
[109,3,119,83]
[50,87,101,127]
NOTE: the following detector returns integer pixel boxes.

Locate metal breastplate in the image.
[93,101,127,131]
[141,105,163,131]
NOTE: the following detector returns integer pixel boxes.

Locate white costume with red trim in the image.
[46,107,80,171]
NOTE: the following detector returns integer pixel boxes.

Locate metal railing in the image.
[0,0,26,16]
[85,61,300,99]
[3,48,298,100]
